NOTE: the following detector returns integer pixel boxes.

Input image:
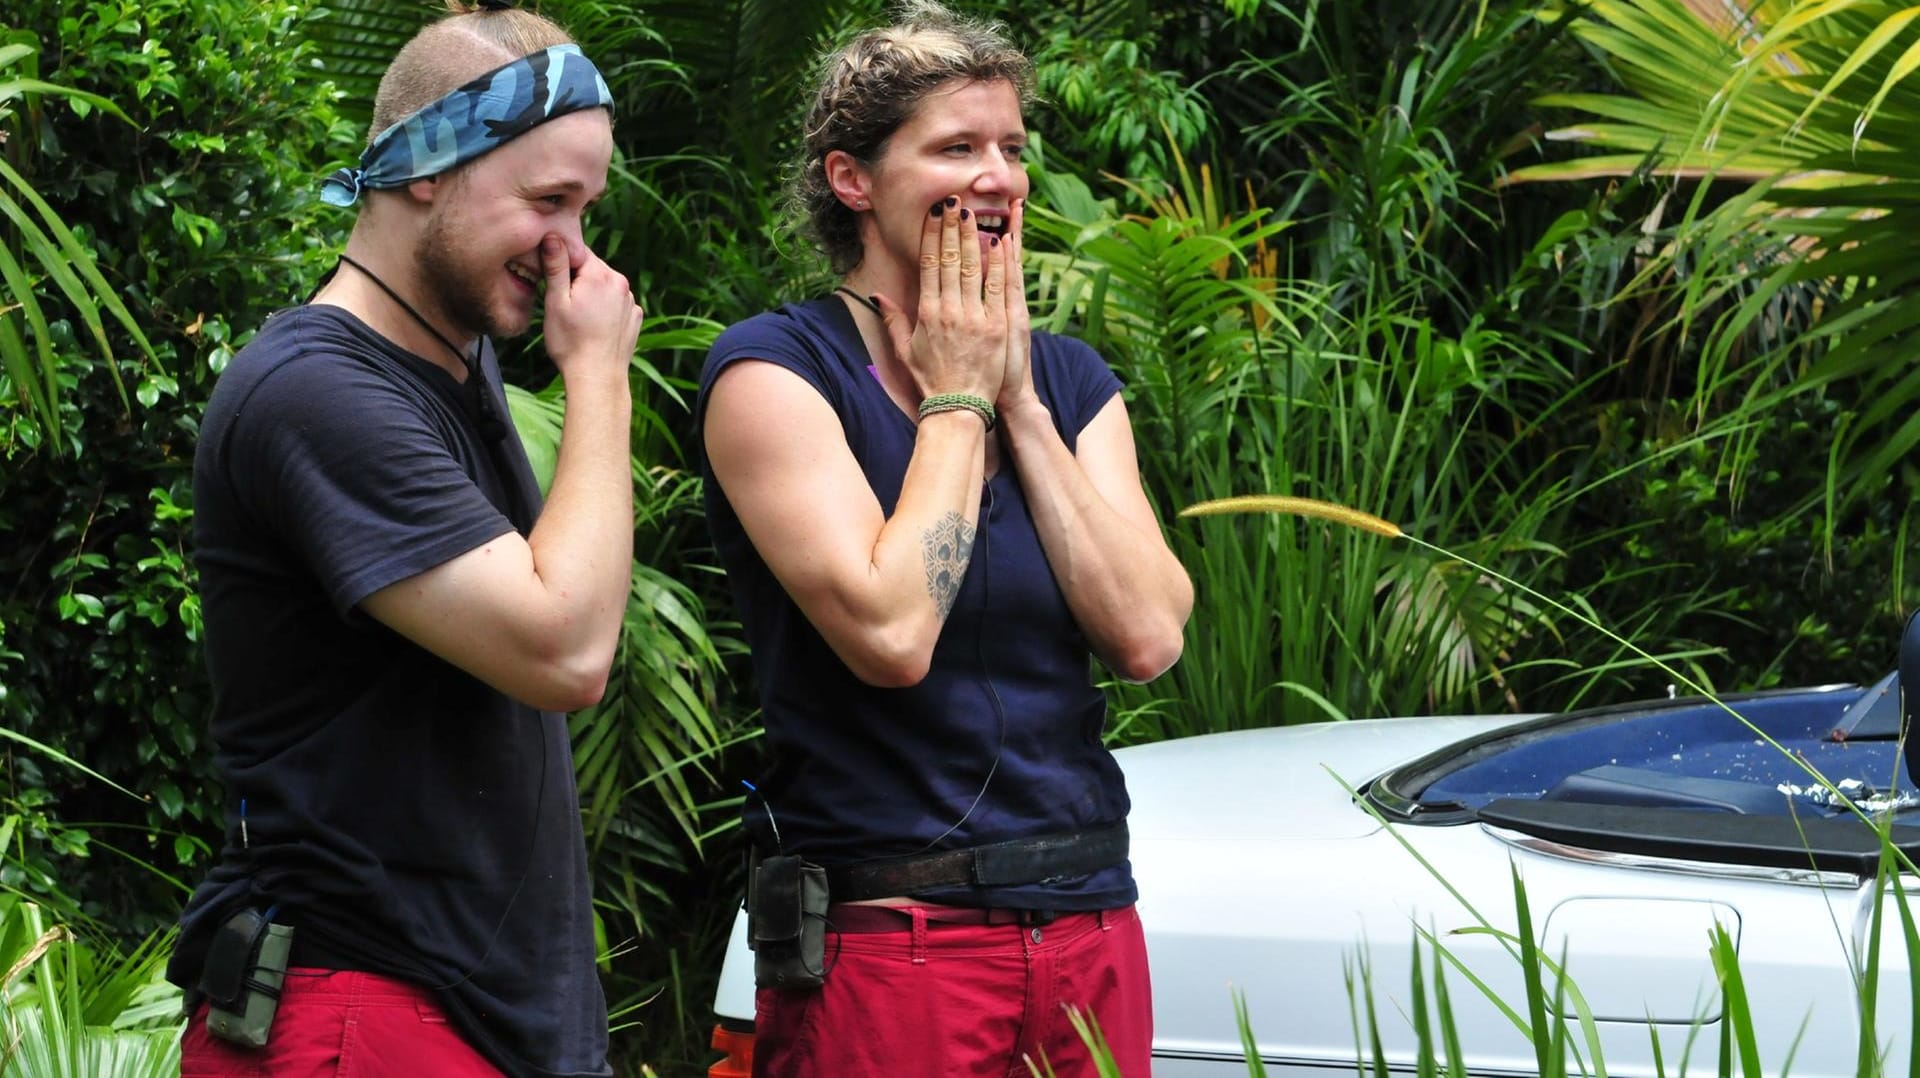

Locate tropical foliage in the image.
[1510,0,1920,577]
[0,0,1915,1072]
[1,0,355,943]
[0,34,153,439]
[0,897,181,1078]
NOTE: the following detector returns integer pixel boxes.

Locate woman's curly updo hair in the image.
[793,1,1034,274]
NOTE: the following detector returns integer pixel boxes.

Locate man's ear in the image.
[824,149,871,211]
[405,175,440,205]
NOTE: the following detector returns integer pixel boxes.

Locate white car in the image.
[708,673,1917,1076]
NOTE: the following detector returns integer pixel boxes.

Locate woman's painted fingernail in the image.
[931,201,943,217]
[990,235,1000,246]
[959,208,970,221]
[945,196,958,208]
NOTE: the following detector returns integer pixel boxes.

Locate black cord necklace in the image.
[336,253,506,441]
[835,285,882,319]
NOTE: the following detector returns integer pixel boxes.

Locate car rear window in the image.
[1368,685,1911,822]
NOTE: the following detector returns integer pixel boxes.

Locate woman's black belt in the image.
[824,822,1129,902]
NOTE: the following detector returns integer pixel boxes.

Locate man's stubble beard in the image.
[417,204,525,343]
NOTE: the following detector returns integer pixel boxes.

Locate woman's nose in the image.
[974,148,1024,194]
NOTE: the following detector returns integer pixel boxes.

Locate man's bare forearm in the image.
[526,369,634,678]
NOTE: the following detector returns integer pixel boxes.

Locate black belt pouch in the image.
[196,908,294,1048]
[747,854,828,989]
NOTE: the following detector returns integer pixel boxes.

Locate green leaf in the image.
[154,781,184,820]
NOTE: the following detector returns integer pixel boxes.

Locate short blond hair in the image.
[368,2,576,146]
[794,1,1034,273]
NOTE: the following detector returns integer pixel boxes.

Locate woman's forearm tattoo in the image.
[922,511,977,620]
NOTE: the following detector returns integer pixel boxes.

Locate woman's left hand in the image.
[998,198,1038,413]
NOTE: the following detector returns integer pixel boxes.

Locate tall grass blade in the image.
[1409,929,1438,1078]
[1648,1012,1668,1078]
[1429,930,1467,1078]
[1549,946,1572,1078]
[1029,1004,1123,1078]
[1858,833,1894,1077]
[1513,862,1554,1077]
[1411,923,1531,1036]
[1231,987,1270,1078]
[1708,922,1763,1078]
[1344,956,1368,1078]
[1873,833,1920,1076]
[1350,946,1391,1078]
[1892,867,1920,1078]
[1063,1005,1123,1078]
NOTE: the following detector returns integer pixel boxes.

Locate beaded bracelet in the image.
[919,392,996,431]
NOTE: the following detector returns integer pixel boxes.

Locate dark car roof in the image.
[1366,683,1917,874]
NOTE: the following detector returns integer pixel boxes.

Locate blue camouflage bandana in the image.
[320,44,614,207]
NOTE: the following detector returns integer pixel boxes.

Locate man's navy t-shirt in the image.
[698,297,1138,911]
[169,304,609,1078]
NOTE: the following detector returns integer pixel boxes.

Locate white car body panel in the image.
[713,714,1914,1075]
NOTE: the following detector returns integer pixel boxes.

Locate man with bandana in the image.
[167,5,636,1075]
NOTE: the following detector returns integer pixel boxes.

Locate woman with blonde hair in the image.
[699,3,1193,1073]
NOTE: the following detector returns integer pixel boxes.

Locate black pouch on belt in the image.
[747,854,828,989]
[197,907,294,1048]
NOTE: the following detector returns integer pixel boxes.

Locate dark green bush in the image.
[1569,394,1908,699]
[0,0,352,930]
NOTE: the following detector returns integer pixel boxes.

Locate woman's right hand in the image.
[874,195,1007,404]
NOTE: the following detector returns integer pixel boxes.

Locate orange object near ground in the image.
[708,1023,755,1078]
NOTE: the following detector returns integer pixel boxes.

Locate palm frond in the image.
[1511,0,1920,542]
[0,899,181,1078]
[0,36,154,440]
